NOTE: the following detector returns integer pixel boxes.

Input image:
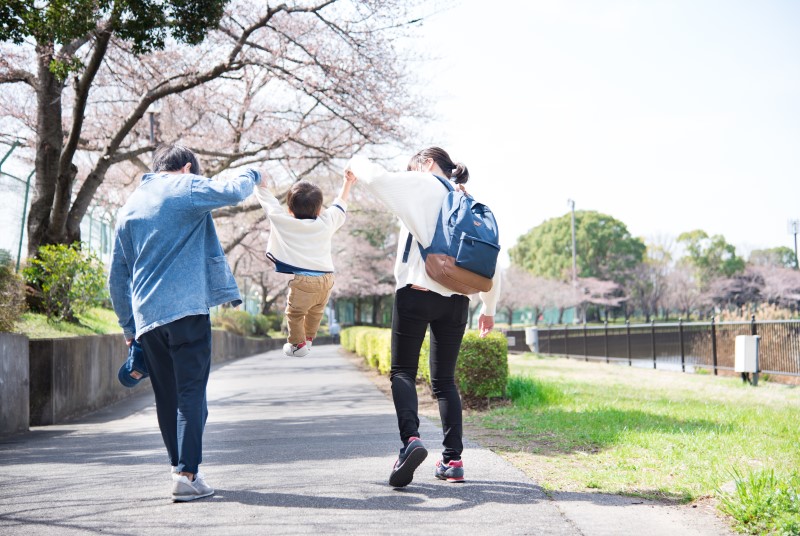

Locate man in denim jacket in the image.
[108,144,261,502]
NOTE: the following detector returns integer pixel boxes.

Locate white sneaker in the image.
[172,472,214,502]
[283,342,310,357]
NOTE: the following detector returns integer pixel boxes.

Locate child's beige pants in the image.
[286,274,335,345]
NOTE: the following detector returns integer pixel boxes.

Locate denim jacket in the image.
[108,170,259,339]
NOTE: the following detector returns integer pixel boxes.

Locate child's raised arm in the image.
[339,169,357,203]
[254,179,285,216]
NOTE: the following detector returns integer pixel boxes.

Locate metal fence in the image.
[536,318,800,377]
[0,141,116,268]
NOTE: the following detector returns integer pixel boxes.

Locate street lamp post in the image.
[789,219,800,269]
[567,199,577,286]
[147,100,162,152]
[568,199,579,324]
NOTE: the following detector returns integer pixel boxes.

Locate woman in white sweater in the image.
[347,147,500,487]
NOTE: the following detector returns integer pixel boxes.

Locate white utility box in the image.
[734,335,760,373]
[525,327,539,353]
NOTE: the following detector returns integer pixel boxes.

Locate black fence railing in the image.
[529,318,800,377]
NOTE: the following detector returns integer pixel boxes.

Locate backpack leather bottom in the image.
[425,254,493,295]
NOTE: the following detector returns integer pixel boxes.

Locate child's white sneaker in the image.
[283,342,310,357]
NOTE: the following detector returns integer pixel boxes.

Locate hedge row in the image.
[341,326,508,399]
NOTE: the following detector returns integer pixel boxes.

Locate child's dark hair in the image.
[287,180,323,220]
[152,144,201,175]
[406,146,469,184]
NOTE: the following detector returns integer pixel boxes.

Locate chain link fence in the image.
[0,141,114,270]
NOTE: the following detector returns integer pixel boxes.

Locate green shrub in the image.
[263,313,282,332]
[0,252,26,331]
[456,331,508,399]
[372,330,392,375]
[340,325,356,350]
[340,326,508,399]
[212,309,256,336]
[717,468,800,535]
[22,242,106,322]
[418,335,431,383]
[252,314,282,336]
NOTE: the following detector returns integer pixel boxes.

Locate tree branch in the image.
[0,68,36,87]
[59,27,114,180]
[109,145,156,165]
[222,213,267,254]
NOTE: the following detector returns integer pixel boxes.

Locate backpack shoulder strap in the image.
[433,174,455,191]
[402,175,453,264]
[402,233,414,263]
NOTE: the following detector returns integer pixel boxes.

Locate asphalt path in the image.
[0,344,732,535]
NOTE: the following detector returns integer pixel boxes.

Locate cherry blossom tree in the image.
[497,266,539,327]
[0,0,425,256]
[330,201,397,325]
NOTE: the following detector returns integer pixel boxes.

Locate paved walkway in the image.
[0,345,731,535]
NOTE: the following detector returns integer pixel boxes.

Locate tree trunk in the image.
[259,282,269,315]
[468,302,481,329]
[27,42,64,256]
[354,298,361,326]
[372,295,380,326]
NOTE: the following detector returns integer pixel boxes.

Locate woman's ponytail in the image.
[409,146,469,185]
[451,162,469,184]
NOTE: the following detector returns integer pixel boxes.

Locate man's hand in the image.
[478,314,494,338]
[245,168,262,186]
[344,169,358,184]
[125,338,134,347]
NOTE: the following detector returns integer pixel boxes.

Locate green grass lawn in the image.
[471,354,800,511]
[14,307,121,339]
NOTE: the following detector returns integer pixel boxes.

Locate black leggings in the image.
[390,285,469,462]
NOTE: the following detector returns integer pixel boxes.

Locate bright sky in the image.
[409,0,800,266]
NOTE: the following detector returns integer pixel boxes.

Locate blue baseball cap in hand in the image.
[118,339,149,388]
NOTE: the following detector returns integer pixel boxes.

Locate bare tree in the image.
[625,241,672,322]
[578,277,624,321]
[663,264,703,320]
[497,266,540,327]
[530,277,581,325]
[755,265,800,309]
[226,231,291,315]
[330,201,397,325]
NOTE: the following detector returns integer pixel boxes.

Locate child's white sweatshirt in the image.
[348,156,500,316]
[254,187,346,273]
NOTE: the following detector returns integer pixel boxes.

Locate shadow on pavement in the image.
[210,479,548,511]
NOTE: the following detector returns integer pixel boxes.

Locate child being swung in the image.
[255,174,356,357]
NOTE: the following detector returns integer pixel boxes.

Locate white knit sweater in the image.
[255,187,347,273]
[348,156,500,316]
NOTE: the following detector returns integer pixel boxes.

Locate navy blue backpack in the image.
[403,176,500,294]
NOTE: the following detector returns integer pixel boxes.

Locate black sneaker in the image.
[389,437,428,488]
[435,458,465,483]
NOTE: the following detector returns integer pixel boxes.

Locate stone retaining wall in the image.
[0,333,29,435]
[10,332,339,429]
